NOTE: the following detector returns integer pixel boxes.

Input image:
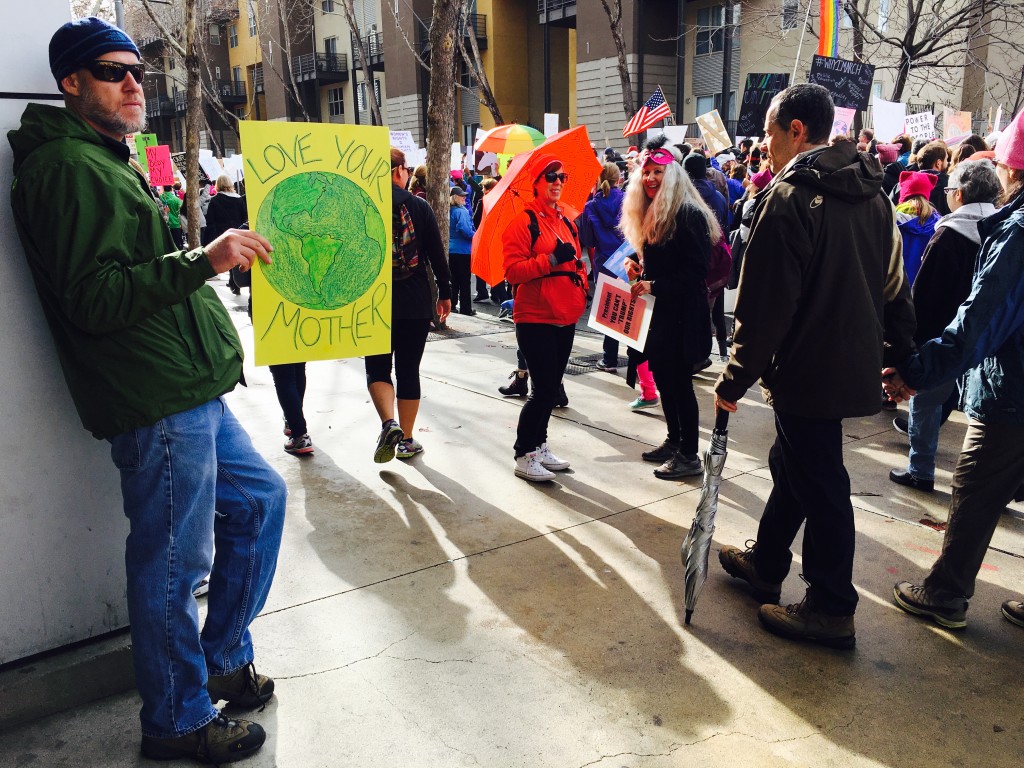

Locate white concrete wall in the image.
[0,2,130,664]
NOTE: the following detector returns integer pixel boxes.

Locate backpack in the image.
[706,239,733,297]
[392,202,420,280]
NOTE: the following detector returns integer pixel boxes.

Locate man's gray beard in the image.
[78,81,147,137]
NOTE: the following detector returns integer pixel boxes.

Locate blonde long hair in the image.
[619,159,722,255]
[598,162,621,197]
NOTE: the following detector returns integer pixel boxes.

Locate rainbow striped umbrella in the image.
[474,124,547,155]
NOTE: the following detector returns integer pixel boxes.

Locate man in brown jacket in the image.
[713,84,915,648]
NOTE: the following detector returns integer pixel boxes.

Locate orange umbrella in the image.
[471,126,602,286]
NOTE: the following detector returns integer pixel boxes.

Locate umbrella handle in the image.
[714,409,730,433]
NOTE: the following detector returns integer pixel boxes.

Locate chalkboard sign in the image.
[808,55,875,111]
[736,73,790,137]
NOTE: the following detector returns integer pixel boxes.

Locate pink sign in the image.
[145,145,175,186]
[587,274,654,351]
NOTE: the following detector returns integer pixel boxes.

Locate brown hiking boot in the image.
[719,542,783,603]
[141,714,265,763]
[208,662,275,710]
[758,595,856,650]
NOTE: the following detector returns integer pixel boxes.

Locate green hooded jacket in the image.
[8,104,243,439]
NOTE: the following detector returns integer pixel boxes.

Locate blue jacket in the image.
[449,203,475,254]
[582,187,625,274]
[896,210,940,285]
[727,178,745,206]
[693,177,730,231]
[901,191,1024,425]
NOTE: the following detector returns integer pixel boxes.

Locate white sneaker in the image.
[536,442,570,471]
[515,451,556,482]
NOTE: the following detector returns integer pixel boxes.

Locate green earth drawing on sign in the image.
[256,171,386,310]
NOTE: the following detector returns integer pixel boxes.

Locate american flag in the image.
[622,87,673,138]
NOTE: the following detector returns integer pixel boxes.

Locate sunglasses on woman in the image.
[85,60,146,84]
[543,171,568,183]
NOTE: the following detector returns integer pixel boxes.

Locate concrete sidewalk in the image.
[2,277,1022,767]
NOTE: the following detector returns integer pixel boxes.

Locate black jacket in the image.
[641,205,712,368]
[202,192,247,246]
[717,142,916,418]
[392,185,451,320]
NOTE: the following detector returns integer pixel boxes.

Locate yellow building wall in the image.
[485,0,530,126]
[568,29,576,126]
[227,1,262,118]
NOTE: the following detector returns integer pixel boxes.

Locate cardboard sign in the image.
[239,122,392,366]
[904,112,935,141]
[145,145,175,186]
[943,108,972,141]
[873,98,907,144]
[696,109,732,155]
[808,55,874,110]
[830,107,856,140]
[736,73,789,137]
[587,274,653,351]
[134,133,158,173]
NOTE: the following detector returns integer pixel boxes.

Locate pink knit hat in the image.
[898,171,938,203]
[876,143,900,165]
[748,167,773,191]
[995,109,1024,170]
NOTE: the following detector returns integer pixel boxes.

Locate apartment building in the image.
[128,0,1019,155]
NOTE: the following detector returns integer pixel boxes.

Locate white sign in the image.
[223,154,244,181]
[450,142,462,171]
[478,152,499,174]
[544,113,559,137]
[830,107,856,140]
[904,112,935,141]
[389,130,417,155]
[696,110,732,155]
[198,149,223,183]
[587,274,654,352]
[873,98,907,145]
[648,125,689,145]
[994,105,1004,133]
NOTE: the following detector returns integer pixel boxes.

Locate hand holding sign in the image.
[205,228,274,274]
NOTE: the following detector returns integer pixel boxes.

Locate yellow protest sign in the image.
[239,122,392,366]
[696,109,732,155]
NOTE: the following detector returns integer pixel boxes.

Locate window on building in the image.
[229,24,238,47]
[328,87,344,116]
[215,66,222,79]
[232,66,242,83]
[247,1,257,37]
[168,56,176,70]
[695,92,736,117]
[878,0,890,31]
[696,6,724,55]
[781,0,799,30]
[322,0,335,11]
[173,120,183,150]
[209,24,220,45]
[324,36,337,55]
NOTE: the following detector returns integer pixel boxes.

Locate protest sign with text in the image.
[808,55,874,110]
[239,122,392,366]
[904,112,935,141]
[736,73,789,137]
[587,274,654,351]
[696,109,732,155]
[145,144,174,186]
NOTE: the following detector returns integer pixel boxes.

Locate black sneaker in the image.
[208,661,275,710]
[374,419,404,463]
[892,581,967,629]
[718,542,783,603]
[691,358,713,375]
[284,434,314,455]
[654,452,703,480]
[555,382,569,408]
[893,417,909,435]
[642,440,679,463]
[889,468,933,492]
[1001,599,1024,628]
[141,714,266,763]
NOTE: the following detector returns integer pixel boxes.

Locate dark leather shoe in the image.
[889,468,933,492]
[642,439,679,463]
[141,714,266,763]
[554,382,569,408]
[207,662,275,710]
[499,371,529,397]
[719,543,783,603]
[654,452,702,480]
[758,596,855,649]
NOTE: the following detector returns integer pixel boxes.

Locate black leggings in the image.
[269,363,307,437]
[649,357,699,455]
[514,323,575,456]
[710,292,729,356]
[364,318,431,399]
[449,252,472,312]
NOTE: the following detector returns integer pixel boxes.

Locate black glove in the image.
[552,241,577,264]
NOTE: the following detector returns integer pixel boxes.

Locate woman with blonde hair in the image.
[621,136,722,479]
[410,165,427,199]
[895,171,940,285]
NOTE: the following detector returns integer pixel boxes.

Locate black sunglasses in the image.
[543,171,568,183]
[86,60,146,84]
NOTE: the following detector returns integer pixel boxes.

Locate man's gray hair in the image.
[948,160,1001,205]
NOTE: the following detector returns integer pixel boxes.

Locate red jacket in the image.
[502,199,588,325]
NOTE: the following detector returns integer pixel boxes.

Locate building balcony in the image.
[419,14,487,58]
[253,64,264,94]
[291,52,350,84]
[537,0,576,26]
[351,31,385,72]
[215,80,248,104]
[146,96,174,118]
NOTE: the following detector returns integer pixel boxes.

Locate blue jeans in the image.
[907,381,956,481]
[109,398,286,738]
